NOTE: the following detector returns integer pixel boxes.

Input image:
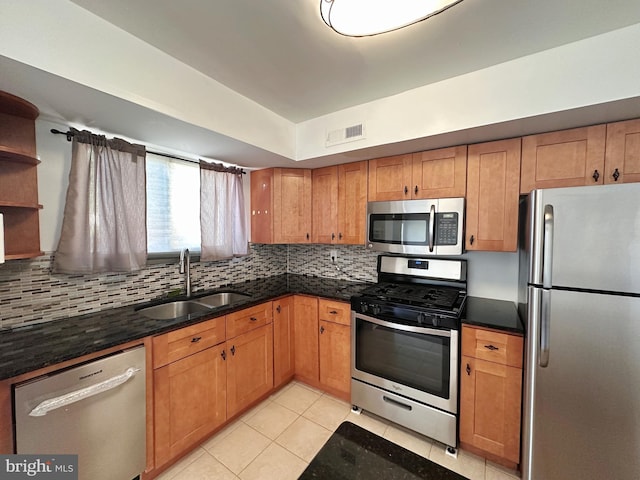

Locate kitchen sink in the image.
[195,292,251,308]
[137,300,211,320]
[136,292,251,320]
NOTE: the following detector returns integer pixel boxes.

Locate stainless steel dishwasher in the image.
[14,345,146,480]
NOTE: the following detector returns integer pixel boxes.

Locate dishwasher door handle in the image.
[28,367,141,417]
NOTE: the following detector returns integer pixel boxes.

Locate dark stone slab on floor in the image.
[299,421,469,480]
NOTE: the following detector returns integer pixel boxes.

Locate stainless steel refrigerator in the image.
[520,182,640,480]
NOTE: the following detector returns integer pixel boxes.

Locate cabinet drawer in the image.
[462,325,523,368]
[226,301,273,339]
[153,317,226,369]
[318,299,350,326]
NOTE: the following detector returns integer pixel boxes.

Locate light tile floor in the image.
[156,381,521,480]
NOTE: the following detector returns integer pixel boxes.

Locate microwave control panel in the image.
[435,213,459,245]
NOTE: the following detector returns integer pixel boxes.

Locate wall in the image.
[0,121,518,328]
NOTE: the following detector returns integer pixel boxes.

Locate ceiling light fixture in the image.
[320,0,464,37]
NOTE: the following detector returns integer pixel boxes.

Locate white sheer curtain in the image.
[200,161,248,261]
[53,129,147,273]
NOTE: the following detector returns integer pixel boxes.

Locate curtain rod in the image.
[50,128,246,174]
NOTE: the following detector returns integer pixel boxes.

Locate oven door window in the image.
[355,318,450,399]
[369,213,429,245]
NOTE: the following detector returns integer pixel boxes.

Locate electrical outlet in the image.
[329,249,338,262]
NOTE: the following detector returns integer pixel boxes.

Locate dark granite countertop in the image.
[0,274,372,381]
[463,296,524,335]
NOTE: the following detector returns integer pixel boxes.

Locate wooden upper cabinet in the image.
[0,90,42,260]
[312,166,339,244]
[312,161,367,244]
[412,146,467,199]
[274,168,312,243]
[466,138,521,252]
[337,161,368,244]
[368,154,413,201]
[605,118,640,184]
[520,125,606,193]
[251,168,312,243]
[250,168,273,244]
[369,147,466,201]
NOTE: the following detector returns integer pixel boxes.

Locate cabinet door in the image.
[273,296,295,388]
[312,166,338,243]
[250,168,274,244]
[273,168,312,243]
[520,125,606,193]
[466,138,521,252]
[293,295,319,385]
[154,344,227,467]
[368,154,413,201]
[337,161,368,245]
[411,146,467,199]
[460,355,522,464]
[319,320,351,401]
[227,324,274,417]
[605,119,640,184]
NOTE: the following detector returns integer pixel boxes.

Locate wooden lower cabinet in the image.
[294,296,351,401]
[293,295,320,384]
[319,319,351,400]
[460,325,523,468]
[273,296,295,388]
[154,343,227,468]
[226,323,274,417]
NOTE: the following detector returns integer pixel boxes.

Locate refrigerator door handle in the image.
[542,205,554,289]
[539,289,551,367]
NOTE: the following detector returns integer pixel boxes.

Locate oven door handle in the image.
[353,312,452,338]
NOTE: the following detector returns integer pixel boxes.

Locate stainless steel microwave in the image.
[366,198,464,255]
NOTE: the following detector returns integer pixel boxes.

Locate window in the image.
[146,153,201,254]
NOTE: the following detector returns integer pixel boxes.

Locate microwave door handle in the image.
[428,204,436,252]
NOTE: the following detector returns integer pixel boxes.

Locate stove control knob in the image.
[359,302,369,313]
[432,316,441,327]
[371,304,382,315]
[417,312,426,325]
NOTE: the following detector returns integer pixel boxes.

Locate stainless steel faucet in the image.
[179,248,191,297]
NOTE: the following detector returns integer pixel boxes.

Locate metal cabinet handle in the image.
[329,310,338,315]
[469,235,475,246]
[276,305,281,313]
[250,317,258,322]
[191,336,202,343]
[484,344,499,351]
[221,350,226,360]
[466,363,471,376]
[306,233,310,240]
[612,168,620,181]
[414,185,419,195]
[338,232,343,240]
[592,169,600,182]
[404,186,408,195]
[231,345,236,356]
[320,326,325,334]
[331,233,335,240]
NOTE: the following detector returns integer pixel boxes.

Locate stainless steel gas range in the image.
[350,255,467,449]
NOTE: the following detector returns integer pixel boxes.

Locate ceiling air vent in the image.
[325,122,366,147]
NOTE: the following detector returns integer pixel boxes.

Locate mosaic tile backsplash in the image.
[0,244,379,328]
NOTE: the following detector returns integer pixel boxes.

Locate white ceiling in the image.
[2,0,640,168]
[69,0,640,123]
